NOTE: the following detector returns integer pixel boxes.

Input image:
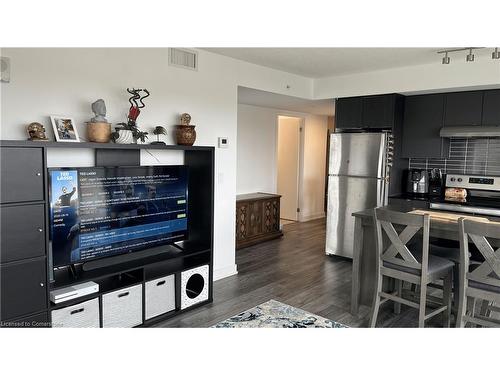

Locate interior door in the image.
[277,116,301,221]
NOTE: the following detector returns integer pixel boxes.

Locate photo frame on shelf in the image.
[50,115,80,142]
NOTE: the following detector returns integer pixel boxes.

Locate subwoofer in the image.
[180,265,209,309]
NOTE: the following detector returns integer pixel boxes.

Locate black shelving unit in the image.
[0,140,214,328]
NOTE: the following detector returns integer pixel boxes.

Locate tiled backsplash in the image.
[409,138,500,176]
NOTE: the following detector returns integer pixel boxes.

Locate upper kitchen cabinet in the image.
[444,91,483,126]
[401,94,446,158]
[362,95,396,129]
[335,94,403,130]
[335,97,363,129]
[482,89,500,125]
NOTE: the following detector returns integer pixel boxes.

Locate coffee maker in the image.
[406,169,429,195]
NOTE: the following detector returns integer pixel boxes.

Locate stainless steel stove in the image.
[429,174,500,217]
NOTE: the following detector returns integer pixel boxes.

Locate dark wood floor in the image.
[155,218,444,328]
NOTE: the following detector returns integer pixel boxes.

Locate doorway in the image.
[277,115,303,222]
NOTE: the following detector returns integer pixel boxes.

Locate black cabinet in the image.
[1,258,47,321]
[0,147,44,203]
[335,97,363,129]
[0,204,46,263]
[362,95,395,129]
[402,94,447,158]
[4,312,50,328]
[444,91,483,126]
[482,89,500,125]
[336,94,402,130]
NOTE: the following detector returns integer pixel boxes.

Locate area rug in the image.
[213,299,348,328]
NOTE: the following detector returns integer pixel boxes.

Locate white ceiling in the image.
[206,48,493,78]
[238,87,334,116]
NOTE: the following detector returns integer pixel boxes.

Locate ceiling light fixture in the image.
[493,48,500,60]
[466,48,475,62]
[437,47,484,65]
[442,52,450,64]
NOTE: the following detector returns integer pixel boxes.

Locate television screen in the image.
[49,166,188,267]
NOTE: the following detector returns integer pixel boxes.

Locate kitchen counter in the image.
[350,202,500,315]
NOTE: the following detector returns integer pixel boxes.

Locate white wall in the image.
[313,58,500,99]
[0,48,313,281]
[237,104,327,221]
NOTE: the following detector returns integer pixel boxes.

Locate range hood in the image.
[440,125,500,138]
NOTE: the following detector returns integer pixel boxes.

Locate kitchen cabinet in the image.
[335,97,363,129]
[481,89,500,125]
[336,94,402,130]
[362,95,396,129]
[401,94,447,158]
[444,91,483,126]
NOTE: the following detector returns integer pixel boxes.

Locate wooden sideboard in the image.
[236,193,283,249]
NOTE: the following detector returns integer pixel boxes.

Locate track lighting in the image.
[437,47,484,65]
[493,48,500,60]
[442,52,450,64]
[466,48,475,62]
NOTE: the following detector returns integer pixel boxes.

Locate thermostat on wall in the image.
[218,137,228,148]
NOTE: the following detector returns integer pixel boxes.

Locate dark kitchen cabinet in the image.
[444,91,483,126]
[335,97,363,129]
[402,94,447,158]
[362,95,395,129]
[1,257,47,321]
[482,89,500,125]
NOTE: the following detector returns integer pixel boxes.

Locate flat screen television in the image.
[49,166,188,268]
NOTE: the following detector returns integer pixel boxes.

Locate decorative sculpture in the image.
[175,112,196,146]
[27,122,49,141]
[87,98,111,143]
[151,126,167,145]
[112,88,150,144]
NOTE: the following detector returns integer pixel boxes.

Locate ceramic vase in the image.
[175,125,196,146]
[87,122,111,143]
[115,129,135,144]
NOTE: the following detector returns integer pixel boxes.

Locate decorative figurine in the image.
[175,113,196,146]
[27,122,49,141]
[87,99,111,143]
[151,126,167,145]
[111,88,149,144]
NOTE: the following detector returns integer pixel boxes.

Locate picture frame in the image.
[50,115,80,142]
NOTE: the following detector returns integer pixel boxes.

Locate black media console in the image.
[0,140,214,328]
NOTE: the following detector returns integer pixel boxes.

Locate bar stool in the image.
[370,209,454,328]
[456,218,500,327]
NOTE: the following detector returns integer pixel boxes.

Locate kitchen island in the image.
[350,199,500,315]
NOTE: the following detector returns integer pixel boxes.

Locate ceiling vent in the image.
[169,48,198,71]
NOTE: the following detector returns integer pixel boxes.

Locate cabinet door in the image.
[482,89,500,125]
[247,201,263,237]
[362,95,395,129]
[1,204,46,263]
[1,258,47,321]
[401,94,446,158]
[335,97,363,129]
[235,202,248,242]
[262,199,280,234]
[0,147,44,203]
[444,91,483,126]
[4,311,50,328]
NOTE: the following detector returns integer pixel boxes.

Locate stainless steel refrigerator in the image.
[325,132,393,258]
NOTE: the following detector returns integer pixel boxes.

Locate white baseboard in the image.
[213,264,238,281]
[299,212,326,222]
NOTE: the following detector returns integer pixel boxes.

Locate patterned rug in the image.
[213,299,348,328]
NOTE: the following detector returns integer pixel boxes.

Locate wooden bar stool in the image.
[456,218,500,328]
[370,209,454,328]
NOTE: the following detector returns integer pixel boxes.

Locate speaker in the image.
[1,57,10,83]
[180,264,209,309]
